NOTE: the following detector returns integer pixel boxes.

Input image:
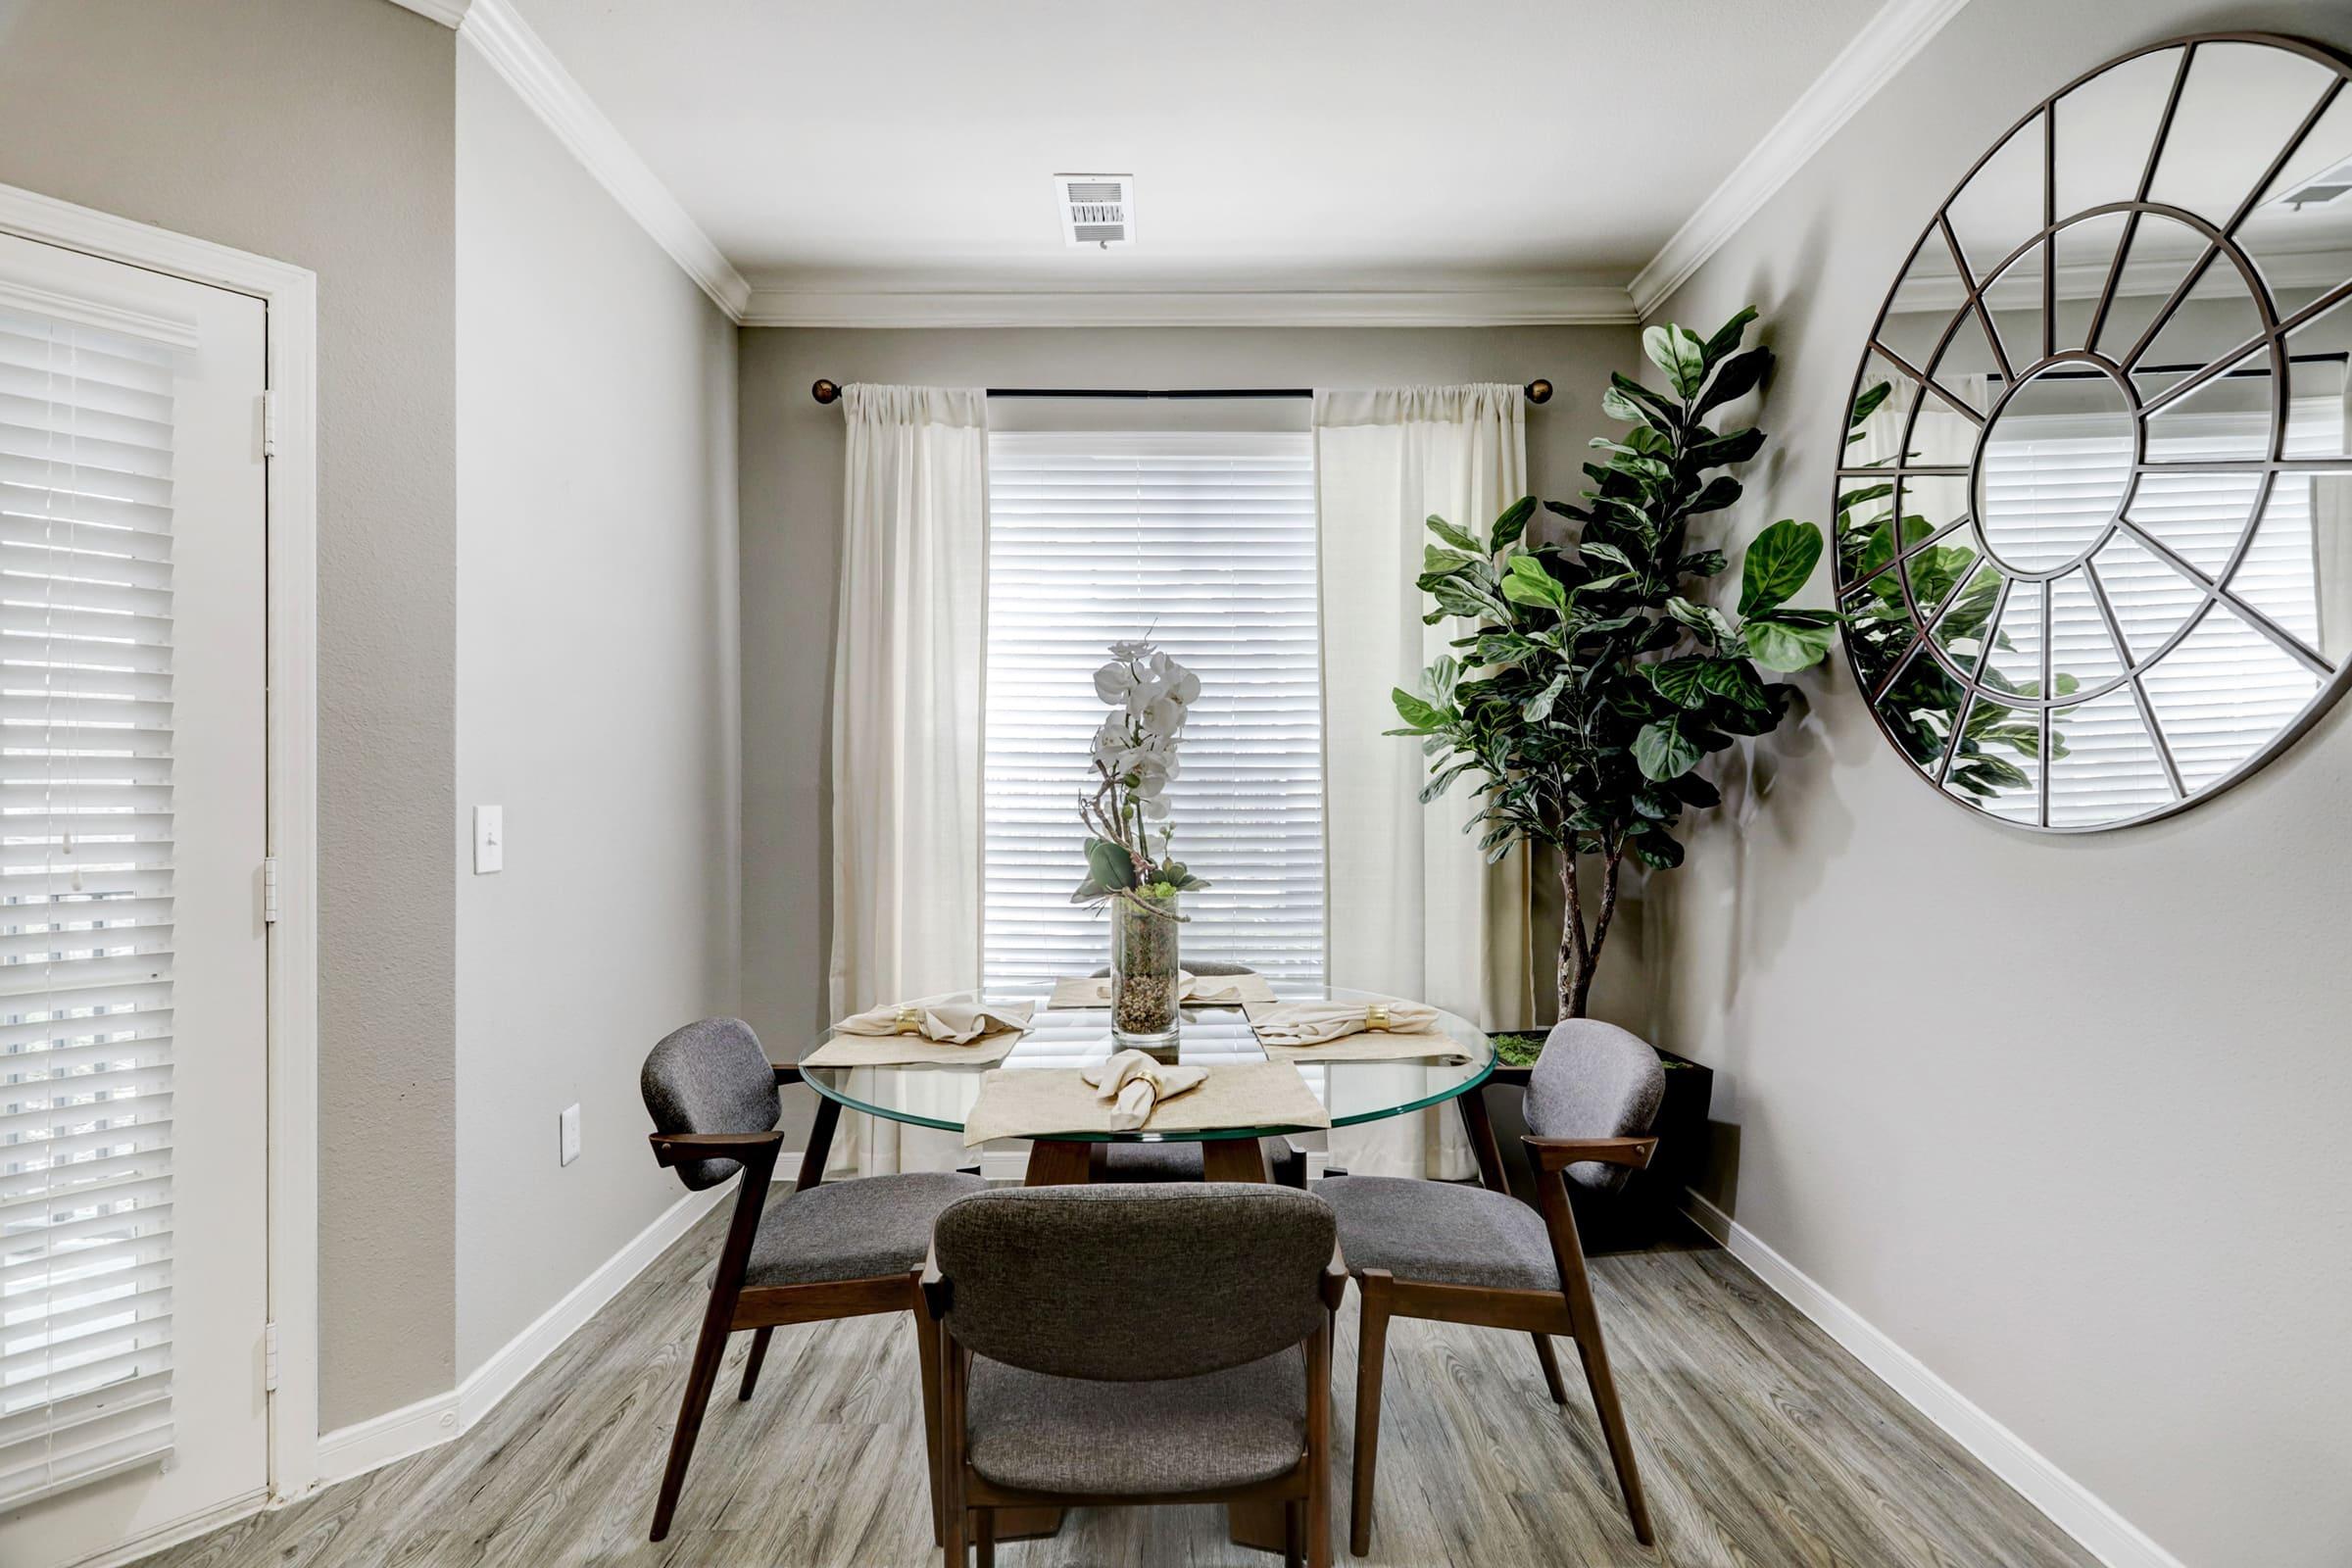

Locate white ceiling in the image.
[502,0,1890,310]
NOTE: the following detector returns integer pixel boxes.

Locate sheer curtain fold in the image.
[1313,384,1536,1178]
[829,383,990,1174]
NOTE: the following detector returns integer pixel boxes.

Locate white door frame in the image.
[0,181,324,1501]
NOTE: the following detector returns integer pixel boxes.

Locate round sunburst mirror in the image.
[1837,33,2352,830]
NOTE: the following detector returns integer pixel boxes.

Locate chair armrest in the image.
[647,1129,785,1169]
[773,1062,804,1087]
[1523,1134,1657,1172]
[1489,1063,1534,1089]
[921,1244,952,1320]
[1321,1247,1350,1310]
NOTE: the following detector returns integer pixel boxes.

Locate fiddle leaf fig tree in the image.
[1386,309,1836,1019]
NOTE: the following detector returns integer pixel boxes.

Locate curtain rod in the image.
[809,378,1553,406]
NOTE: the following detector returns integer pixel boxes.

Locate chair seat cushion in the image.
[746,1171,985,1287]
[964,1348,1305,1495]
[1319,1175,1559,1292]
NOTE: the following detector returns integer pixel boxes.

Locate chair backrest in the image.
[1087,958,1256,978]
[1525,1019,1667,1194]
[640,1017,780,1191]
[933,1183,1332,1381]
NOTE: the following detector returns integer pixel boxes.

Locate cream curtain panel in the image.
[828,384,990,1174]
[1313,385,1536,1178]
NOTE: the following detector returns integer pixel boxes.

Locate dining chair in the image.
[925,1183,1343,1567]
[1087,960,1307,1187]
[639,1016,984,1543]
[1320,1018,1665,1552]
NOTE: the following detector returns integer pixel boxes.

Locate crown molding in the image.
[738,282,1640,329]
[457,0,751,318]
[1629,0,1974,319]
[384,0,471,26]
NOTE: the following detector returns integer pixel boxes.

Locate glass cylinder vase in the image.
[1110,890,1181,1053]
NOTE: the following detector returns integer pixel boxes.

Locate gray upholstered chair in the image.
[639,1017,982,1542]
[925,1183,1343,1567]
[1086,960,1307,1187]
[1320,1018,1666,1552]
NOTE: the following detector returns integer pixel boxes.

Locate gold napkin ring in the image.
[1364,1003,1392,1031]
[892,1005,924,1035]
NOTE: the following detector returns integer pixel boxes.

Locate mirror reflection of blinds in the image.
[0,307,176,1506]
[983,432,1325,991]
[1978,400,2333,825]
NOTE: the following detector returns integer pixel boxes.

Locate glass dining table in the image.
[796,984,1496,1182]
[795,983,1494,1549]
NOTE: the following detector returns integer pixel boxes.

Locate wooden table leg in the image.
[1200,1138,1269,1184]
[1022,1139,1095,1186]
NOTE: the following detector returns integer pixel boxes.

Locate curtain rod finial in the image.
[1525,379,1552,405]
[811,378,842,406]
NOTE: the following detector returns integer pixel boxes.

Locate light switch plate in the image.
[560,1103,581,1167]
[473,805,503,874]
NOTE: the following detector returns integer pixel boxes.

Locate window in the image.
[1979,396,2333,825]
[983,431,1324,990]
[0,306,178,1504]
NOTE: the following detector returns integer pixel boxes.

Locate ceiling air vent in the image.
[1055,173,1134,248]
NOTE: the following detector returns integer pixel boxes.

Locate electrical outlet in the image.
[560,1103,581,1167]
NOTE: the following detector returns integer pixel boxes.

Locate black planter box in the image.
[1481,1046,1713,1252]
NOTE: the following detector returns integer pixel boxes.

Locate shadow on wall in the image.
[1643,210,1857,1221]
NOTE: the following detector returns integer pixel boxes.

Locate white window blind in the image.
[1980,398,2332,825]
[0,305,176,1506]
[984,431,1325,991]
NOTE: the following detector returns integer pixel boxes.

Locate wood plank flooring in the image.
[142,1207,2096,1568]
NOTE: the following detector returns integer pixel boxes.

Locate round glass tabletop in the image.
[798,985,1494,1142]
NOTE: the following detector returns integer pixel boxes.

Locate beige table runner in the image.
[800,1029,1024,1069]
[961,1060,1331,1148]
[1048,971,1277,1009]
[1243,1001,1471,1064]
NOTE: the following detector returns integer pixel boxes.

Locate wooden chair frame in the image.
[643,1068,945,1543]
[1348,1081,1658,1554]
[924,1248,1348,1568]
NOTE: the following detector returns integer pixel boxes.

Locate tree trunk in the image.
[1557,843,1628,1021]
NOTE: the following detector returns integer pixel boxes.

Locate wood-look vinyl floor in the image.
[142,1208,2096,1568]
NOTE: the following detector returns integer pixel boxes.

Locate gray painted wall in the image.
[454,45,742,1372]
[0,0,461,1429]
[1649,4,2352,1563]
[737,324,1646,1139]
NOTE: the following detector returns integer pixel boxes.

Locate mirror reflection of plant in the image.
[1837,378,2073,801]
[1388,309,1836,1019]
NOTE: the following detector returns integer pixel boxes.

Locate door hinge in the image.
[262,857,280,924]
[263,1321,279,1394]
[261,390,277,459]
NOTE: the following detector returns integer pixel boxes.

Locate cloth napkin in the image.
[1079,1048,1209,1131]
[1250,998,1440,1047]
[832,998,1034,1044]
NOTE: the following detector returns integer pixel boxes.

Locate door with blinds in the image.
[0,231,269,1563]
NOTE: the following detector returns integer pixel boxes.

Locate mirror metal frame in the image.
[1837,31,2352,832]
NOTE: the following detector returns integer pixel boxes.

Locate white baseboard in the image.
[314,1389,461,1485]
[316,1180,732,1487]
[1681,1191,2186,1568]
[456,1184,727,1426]
[61,1487,269,1568]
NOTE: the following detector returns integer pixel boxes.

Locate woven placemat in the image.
[800,1028,1024,1069]
[960,1060,1330,1147]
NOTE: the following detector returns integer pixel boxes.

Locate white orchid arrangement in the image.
[1073,638,1210,912]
